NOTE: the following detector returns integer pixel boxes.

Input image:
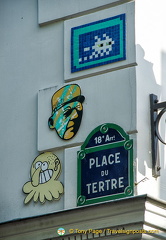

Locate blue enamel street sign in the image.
[77,123,134,206]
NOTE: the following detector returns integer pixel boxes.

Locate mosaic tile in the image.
[71,14,126,72]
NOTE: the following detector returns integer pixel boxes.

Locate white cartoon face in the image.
[23,152,64,204]
[34,161,53,184]
[79,33,115,62]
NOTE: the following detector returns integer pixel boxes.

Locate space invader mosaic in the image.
[71,14,126,72]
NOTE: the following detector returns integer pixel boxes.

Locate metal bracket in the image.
[150,94,166,177]
[135,177,149,186]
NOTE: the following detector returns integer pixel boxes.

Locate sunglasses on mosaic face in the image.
[48,95,85,126]
[52,95,85,114]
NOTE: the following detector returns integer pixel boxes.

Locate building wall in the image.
[0,0,64,222]
[0,0,165,225]
[135,0,166,201]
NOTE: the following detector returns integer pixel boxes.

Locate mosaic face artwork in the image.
[48,84,85,140]
[23,152,64,204]
[71,14,126,72]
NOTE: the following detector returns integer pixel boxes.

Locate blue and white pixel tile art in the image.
[71,14,126,72]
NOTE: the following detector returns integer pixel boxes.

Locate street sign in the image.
[77,123,134,206]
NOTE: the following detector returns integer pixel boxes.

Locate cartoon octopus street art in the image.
[48,84,85,140]
[23,152,64,204]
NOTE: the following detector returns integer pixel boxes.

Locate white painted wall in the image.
[135,0,166,200]
[0,0,64,223]
[0,0,165,224]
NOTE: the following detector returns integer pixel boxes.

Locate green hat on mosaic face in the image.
[51,84,84,111]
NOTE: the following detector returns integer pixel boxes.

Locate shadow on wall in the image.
[159,51,166,200]
[136,44,161,176]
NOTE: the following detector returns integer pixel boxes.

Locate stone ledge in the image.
[0,195,165,240]
[38,0,133,25]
